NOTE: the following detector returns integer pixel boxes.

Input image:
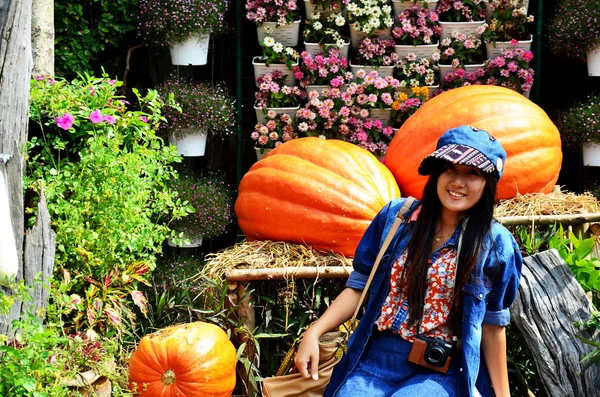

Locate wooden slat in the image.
[227,266,353,281]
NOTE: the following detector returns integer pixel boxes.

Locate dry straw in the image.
[203,240,352,281]
[495,189,600,218]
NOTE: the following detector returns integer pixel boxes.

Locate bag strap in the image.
[348,196,416,326]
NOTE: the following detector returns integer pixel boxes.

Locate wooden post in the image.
[509,249,600,396]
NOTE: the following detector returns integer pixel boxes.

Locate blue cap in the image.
[418,125,507,179]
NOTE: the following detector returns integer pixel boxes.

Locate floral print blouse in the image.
[376,247,458,343]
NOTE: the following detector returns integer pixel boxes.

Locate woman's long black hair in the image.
[405,161,499,327]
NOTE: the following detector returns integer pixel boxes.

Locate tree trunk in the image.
[0,0,33,335]
[509,249,600,397]
[31,0,54,76]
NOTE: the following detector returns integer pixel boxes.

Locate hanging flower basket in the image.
[485,35,533,59]
[169,33,210,66]
[253,57,298,87]
[439,20,485,40]
[168,129,208,157]
[257,20,302,46]
[304,39,351,59]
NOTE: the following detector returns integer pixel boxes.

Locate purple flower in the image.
[103,115,116,124]
[89,110,103,124]
[55,113,75,130]
[140,115,148,123]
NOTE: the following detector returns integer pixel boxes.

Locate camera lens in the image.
[424,346,446,367]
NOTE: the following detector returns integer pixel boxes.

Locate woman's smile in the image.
[437,164,486,218]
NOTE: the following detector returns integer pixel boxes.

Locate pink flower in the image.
[103,115,116,124]
[55,113,75,130]
[140,115,148,123]
[89,110,103,124]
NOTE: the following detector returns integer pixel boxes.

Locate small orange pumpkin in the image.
[235,137,401,257]
[128,322,236,397]
[385,85,562,199]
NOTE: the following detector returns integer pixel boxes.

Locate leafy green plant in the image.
[548,225,600,293]
[54,0,139,78]
[27,73,188,338]
[574,310,600,370]
[513,224,557,257]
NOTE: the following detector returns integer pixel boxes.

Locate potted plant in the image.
[439,66,483,90]
[253,34,301,87]
[297,49,351,97]
[157,75,236,157]
[392,0,439,21]
[246,0,302,46]
[254,70,306,124]
[390,86,430,131]
[349,69,401,126]
[392,7,442,59]
[546,0,600,76]
[296,89,352,139]
[304,0,350,18]
[395,53,440,92]
[438,31,485,80]
[437,0,487,40]
[347,0,394,47]
[138,0,229,65]
[482,47,534,96]
[344,116,395,158]
[303,12,350,59]
[251,111,299,159]
[350,37,399,77]
[552,93,600,163]
[482,0,534,58]
[168,171,235,247]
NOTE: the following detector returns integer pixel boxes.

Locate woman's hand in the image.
[294,328,321,380]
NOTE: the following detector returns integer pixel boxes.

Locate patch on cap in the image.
[429,143,496,173]
[496,157,503,173]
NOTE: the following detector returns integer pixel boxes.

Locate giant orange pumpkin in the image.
[128,322,236,397]
[235,137,400,257]
[385,85,562,200]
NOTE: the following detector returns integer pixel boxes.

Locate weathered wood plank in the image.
[23,191,56,315]
[509,249,600,396]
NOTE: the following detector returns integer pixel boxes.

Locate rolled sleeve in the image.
[483,308,511,326]
[346,270,368,290]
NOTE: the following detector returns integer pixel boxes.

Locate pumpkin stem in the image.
[162,369,177,385]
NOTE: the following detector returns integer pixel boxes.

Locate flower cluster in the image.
[440,67,484,89]
[252,111,298,151]
[351,69,401,109]
[553,93,600,150]
[296,50,351,87]
[156,75,236,137]
[344,116,394,157]
[396,53,440,88]
[353,37,399,67]
[437,0,486,22]
[296,89,351,139]
[168,171,235,240]
[347,0,394,34]
[390,86,430,128]
[309,0,351,13]
[304,11,348,47]
[483,48,534,94]
[482,0,533,44]
[439,31,485,66]
[392,7,442,46]
[255,70,306,108]
[245,0,300,26]
[138,0,229,46]
[546,0,600,60]
[259,34,301,68]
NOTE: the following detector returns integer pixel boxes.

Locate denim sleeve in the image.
[345,201,395,290]
[483,225,523,326]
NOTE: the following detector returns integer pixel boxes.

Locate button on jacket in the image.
[323,198,523,397]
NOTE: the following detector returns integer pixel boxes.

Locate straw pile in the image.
[495,189,600,218]
[203,240,352,281]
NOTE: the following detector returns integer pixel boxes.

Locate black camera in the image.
[407,335,454,373]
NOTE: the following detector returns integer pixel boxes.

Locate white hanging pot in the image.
[582,142,600,167]
[586,43,600,77]
[169,129,208,157]
[0,163,18,283]
[169,33,210,66]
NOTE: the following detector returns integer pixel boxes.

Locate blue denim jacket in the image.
[323,198,523,397]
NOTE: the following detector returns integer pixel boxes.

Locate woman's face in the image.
[437,163,486,220]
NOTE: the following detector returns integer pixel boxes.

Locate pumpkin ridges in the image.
[385,85,562,200]
[235,137,400,256]
[128,322,236,397]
